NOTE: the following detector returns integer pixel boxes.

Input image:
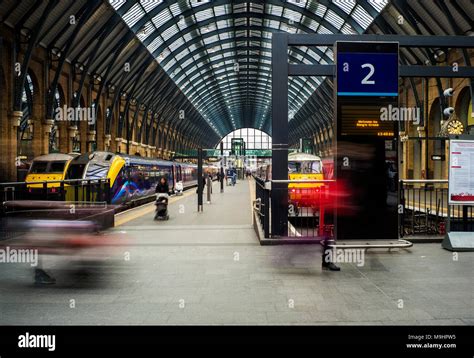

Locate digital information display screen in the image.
[339,104,396,137]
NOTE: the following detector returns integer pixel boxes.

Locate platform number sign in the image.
[336,41,399,97]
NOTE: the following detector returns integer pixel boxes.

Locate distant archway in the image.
[216,128,272,152]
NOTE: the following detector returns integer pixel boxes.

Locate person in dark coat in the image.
[155,176,169,194]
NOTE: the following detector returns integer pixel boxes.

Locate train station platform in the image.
[0,179,472,325]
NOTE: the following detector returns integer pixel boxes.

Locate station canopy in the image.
[5,0,469,148]
[110,0,389,137]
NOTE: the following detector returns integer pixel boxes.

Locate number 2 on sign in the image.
[361,63,375,85]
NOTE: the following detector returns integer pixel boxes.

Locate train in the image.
[26,151,218,205]
[25,153,76,191]
[255,152,327,208]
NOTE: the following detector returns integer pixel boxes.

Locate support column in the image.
[42,119,55,154]
[417,126,427,179]
[271,33,289,237]
[59,121,69,153]
[68,125,78,153]
[1,111,22,181]
[399,131,408,179]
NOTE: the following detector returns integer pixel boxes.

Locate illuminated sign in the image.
[431,155,445,161]
[339,104,396,138]
[336,42,398,139]
[336,42,399,97]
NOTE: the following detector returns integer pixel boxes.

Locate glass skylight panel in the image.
[137,21,154,41]
[283,8,302,23]
[109,0,126,10]
[341,22,357,34]
[140,0,162,12]
[147,36,163,53]
[287,0,308,9]
[195,60,206,69]
[210,54,224,63]
[250,30,261,37]
[122,3,144,27]
[204,34,219,44]
[219,32,231,41]
[332,0,355,14]
[325,47,334,60]
[213,5,228,16]
[162,60,175,72]
[266,20,280,30]
[177,18,189,31]
[168,37,185,52]
[325,9,344,29]
[249,18,262,27]
[352,5,373,29]
[235,18,247,27]
[151,8,172,28]
[303,17,319,31]
[191,0,210,8]
[188,43,199,52]
[315,3,327,17]
[195,9,212,22]
[369,0,389,12]
[233,3,246,13]
[202,22,217,33]
[182,32,193,42]
[182,57,193,68]
[266,4,283,17]
[317,25,332,34]
[250,2,264,13]
[288,25,298,33]
[216,19,231,29]
[167,0,181,17]
[161,24,179,41]
[192,53,203,62]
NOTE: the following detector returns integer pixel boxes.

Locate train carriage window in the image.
[66,164,86,179]
[29,161,49,174]
[288,162,298,173]
[49,161,66,173]
[288,161,322,174]
[86,163,109,179]
[311,161,322,173]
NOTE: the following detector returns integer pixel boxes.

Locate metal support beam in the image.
[287,34,474,48]
[197,148,203,212]
[288,64,474,78]
[271,33,289,237]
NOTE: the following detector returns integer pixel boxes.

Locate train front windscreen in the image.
[288,160,322,174]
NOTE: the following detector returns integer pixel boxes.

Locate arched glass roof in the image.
[109,0,389,135]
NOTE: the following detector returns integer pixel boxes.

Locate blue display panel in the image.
[337,52,398,97]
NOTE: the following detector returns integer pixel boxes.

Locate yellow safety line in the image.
[114,189,195,227]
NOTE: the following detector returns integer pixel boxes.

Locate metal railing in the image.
[399,179,474,236]
[253,178,336,239]
[253,177,471,240]
[0,178,111,206]
[274,179,336,239]
[254,177,270,238]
